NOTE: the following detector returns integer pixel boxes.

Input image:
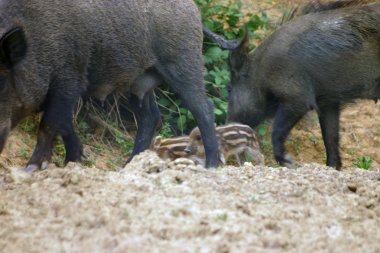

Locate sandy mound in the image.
[1,151,380,253]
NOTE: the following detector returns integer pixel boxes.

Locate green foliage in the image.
[260,139,272,159]
[354,156,373,170]
[309,135,320,145]
[18,115,39,134]
[82,156,96,167]
[115,131,134,155]
[256,120,275,164]
[17,149,30,159]
[257,121,271,137]
[52,139,66,167]
[157,0,274,134]
[159,122,174,138]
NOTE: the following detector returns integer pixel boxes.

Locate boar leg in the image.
[272,105,306,167]
[24,123,55,172]
[62,128,84,164]
[156,63,219,168]
[245,147,265,165]
[318,103,342,170]
[25,94,82,172]
[236,153,245,166]
[126,91,161,163]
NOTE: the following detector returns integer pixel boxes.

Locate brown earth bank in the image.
[1,151,380,253]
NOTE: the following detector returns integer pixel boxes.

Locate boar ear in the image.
[0,28,27,67]
[228,30,249,74]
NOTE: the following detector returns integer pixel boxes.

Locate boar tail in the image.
[203,26,249,50]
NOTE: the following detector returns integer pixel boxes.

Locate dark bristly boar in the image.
[204,2,380,169]
[0,0,219,171]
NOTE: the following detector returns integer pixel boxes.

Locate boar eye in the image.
[196,135,202,141]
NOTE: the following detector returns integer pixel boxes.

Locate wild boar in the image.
[150,135,205,166]
[204,2,380,169]
[0,0,219,171]
[186,123,264,166]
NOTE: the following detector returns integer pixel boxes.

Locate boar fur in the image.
[204,1,380,169]
[0,0,219,171]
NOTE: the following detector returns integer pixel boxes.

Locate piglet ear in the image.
[152,136,162,149]
[0,27,27,67]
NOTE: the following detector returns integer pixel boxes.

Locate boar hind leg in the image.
[236,153,246,166]
[126,91,161,164]
[155,62,219,168]
[272,105,307,167]
[318,103,342,170]
[245,147,265,165]
[24,122,55,172]
[25,94,82,172]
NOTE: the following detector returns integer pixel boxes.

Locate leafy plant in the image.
[18,115,39,134]
[309,135,320,145]
[17,149,30,159]
[115,131,134,155]
[354,156,372,170]
[159,122,174,138]
[53,139,66,167]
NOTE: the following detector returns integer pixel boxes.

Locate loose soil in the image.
[1,152,380,252]
[1,1,380,252]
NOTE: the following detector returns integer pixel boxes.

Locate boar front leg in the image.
[25,91,83,172]
[156,62,219,168]
[318,103,342,170]
[272,105,307,167]
[125,91,161,164]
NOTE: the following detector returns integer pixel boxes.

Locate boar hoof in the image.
[81,151,90,159]
[24,164,39,173]
[281,154,300,169]
[24,161,49,173]
[41,161,49,170]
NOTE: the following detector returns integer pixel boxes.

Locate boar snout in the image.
[184,145,194,154]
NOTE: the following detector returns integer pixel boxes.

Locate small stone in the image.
[347,184,357,193]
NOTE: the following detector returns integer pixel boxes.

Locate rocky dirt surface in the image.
[1,1,380,252]
[1,151,380,253]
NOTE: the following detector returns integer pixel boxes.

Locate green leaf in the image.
[158,98,171,107]
[214,108,223,116]
[258,128,267,136]
[177,115,187,130]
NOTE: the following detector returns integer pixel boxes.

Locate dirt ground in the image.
[1,1,380,252]
[1,152,380,253]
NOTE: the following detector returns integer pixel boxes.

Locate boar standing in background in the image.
[204,2,380,169]
[0,0,219,171]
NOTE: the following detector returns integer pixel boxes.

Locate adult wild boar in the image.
[204,2,380,169]
[0,0,219,171]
